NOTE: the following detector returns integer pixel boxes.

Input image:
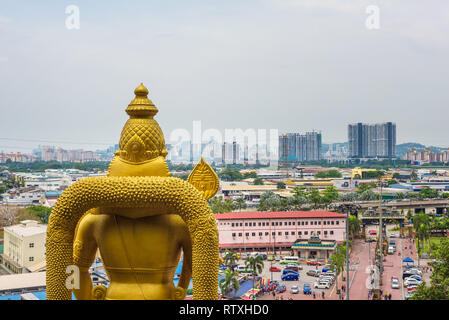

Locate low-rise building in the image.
[215,211,346,260]
[1,220,47,273]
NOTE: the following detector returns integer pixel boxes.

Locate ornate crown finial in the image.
[115,83,167,164]
[126,83,158,118]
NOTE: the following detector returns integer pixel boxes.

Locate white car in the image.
[388,233,396,238]
[291,285,299,294]
[287,263,303,270]
[314,281,330,289]
[404,278,422,287]
[319,277,334,285]
[405,268,422,275]
[391,277,400,289]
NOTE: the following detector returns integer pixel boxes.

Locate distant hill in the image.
[396,142,448,158]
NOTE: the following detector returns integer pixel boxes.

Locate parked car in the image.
[287,263,302,270]
[319,277,334,285]
[405,275,422,282]
[405,267,422,275]
[291,285,299,294]
[282,269,299,276]
[219,265,227,271]
[267,255,275,261]
[303,283,312,295]
[275,256,282,261]
[405,292,415,300]
[236,265,251,273]
[277,284,286,293]
[407,285,419,292]
[314,280,330,289]
[307,270,320,277]
[404,278,422,287]
[306,260,322,266]
[282,273,299,281]
[260,254,267,260]
[285,266,299,273]
[269,266,281,272]
[391,277,400,289]
[402,272,420,280]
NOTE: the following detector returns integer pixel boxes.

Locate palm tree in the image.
[219,269,240,298]
[329,246,346,292]
[348,216,361,240]
[245,255,265,298]
[223,250,239,270]
[245,255,264,278]
[413,213,431,263]
[233,198,246,212]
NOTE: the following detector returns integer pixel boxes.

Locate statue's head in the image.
[108,83,170,178]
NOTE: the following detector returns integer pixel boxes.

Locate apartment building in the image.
[1,220,47,273]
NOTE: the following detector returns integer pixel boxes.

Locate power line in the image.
[0,137,113,146]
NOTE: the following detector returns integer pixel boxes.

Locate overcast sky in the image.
[0,0,448,153]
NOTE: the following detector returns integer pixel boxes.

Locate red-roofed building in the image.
[215,211,346,260]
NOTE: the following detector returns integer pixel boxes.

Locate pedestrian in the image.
[313,291,316,299]
[389,293,392,300]
[280,295,283,300]
[322,291,325,299]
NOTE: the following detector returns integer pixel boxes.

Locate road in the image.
[229,224,432,300]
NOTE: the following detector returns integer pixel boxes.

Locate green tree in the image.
[209,197,234,213]
[329,246,346,292]
[338,192,360,202]
[357,182,376,193]
[413,213,431,260]
[222,250,239,269]
[277,182,286,190]
[348,215,361,239]
[418,186,439,199]
[321,186,339,209]
[25,206,52,224]
[291,186,307,210]
[395,192,406,200]
[219,269,240,298]
[307,189,322,209]
[258,191,281,211]
[232,198,247,212]
[326,169,342,178]
[411,238,449,300]
[245,255,265,298]
[359,190,378,201]
[253,178,264,185]
[243,171,257,179]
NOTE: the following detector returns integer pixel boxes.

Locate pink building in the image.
[215,211,346,258]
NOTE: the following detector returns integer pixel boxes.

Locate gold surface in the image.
[46,84,219,300]
[187,157,219,200]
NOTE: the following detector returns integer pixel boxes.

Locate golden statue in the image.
[46,83,220,300]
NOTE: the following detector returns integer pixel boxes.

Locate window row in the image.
[229,220,340,227]
[231,230,334,237]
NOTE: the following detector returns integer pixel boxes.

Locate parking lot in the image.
[233,256,340,300]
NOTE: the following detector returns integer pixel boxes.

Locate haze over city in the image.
[1,0,449,153]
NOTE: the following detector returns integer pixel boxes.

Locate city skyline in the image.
[1,1,449,153]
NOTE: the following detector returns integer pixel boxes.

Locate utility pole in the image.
[346,207,350,300]
[379,180,384,275]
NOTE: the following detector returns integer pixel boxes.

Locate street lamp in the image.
[378,180,384,275]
